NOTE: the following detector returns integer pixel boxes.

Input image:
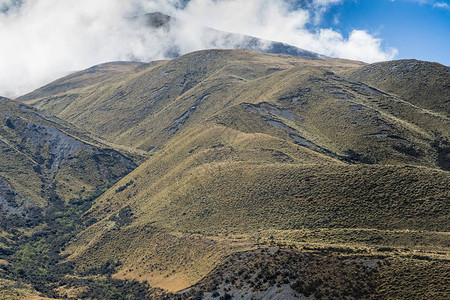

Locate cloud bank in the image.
[0,0,397,97]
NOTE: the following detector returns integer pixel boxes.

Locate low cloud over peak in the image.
[0,0,397,97]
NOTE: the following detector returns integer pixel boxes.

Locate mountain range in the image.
[0,24,449,300]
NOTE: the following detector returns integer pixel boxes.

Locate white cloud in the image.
[433,2,450,9]
[0,0,397,97]
[173,0,396,61]
[394,0,450,7]
[313,0,343,4]
[314,29,398,62]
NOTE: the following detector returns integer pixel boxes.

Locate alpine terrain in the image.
[0,46,448,299]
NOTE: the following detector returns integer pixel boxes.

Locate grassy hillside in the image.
[0,97,137,207]
[4,50,450,298]
[344,59,450,116]
[64,122,449,295]
[20,50,449,172]
[20,51,362,145]
[17,62,145,103]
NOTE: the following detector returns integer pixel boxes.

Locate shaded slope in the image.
[0,96,136,208]
[345,59,450,116]
[0,97,139,299]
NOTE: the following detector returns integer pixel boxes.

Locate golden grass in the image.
[344,59,450,116]
[0,278,55,300]
[66,127,449,292]
[8,50,449,296]
[66,223,252,291]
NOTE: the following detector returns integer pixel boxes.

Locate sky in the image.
[0,0,449,97]
[319,0,450,65]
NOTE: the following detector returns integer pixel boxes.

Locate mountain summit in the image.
[131,12,326,59]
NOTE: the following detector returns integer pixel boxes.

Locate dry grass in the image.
[344,59,450,116]
[4,50,449,297]
[0,278,56,300]
[179,248,450,299]
[66,223,252,291]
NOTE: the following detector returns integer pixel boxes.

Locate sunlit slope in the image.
[63,122,449,291]
[20,50,449,171]
[344,59,450,116]
[21,50,360,144]
[15,50,449,294]
[0,96,136,208]
[83,123,449,234]
[18,61,145,106]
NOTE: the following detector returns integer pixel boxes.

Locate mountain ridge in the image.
[345,59,450,116]
[1,49,449,299]
[131,12,327,59]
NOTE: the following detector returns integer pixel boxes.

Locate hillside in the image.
[17,61,146,105]
[0,96,137,206]
[2,50,449,299]
[345,59,450,116]
[64,122,449,294]
[0,96,139,299]
[20,50,449,171]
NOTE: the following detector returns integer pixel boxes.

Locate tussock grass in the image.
[180,248,449,299]
[0,278,52,299]
[7,50,449,296]
[70,124,449,290]
[344,59,450,116]
[0,97,137,206]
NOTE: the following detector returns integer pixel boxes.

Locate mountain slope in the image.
[0,97,140,299]
[344,59,450,116]
[20,50,448,171]
[5,50,450,298]
[65,121,449,293]
[17,61,147,108]
[0,96,137,207]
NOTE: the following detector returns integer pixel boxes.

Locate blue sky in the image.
[317,0,450,65]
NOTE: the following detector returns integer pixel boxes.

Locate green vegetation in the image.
[180,247,449,299]
[0,97,140,298]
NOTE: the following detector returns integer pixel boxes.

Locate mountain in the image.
[20,50,449,170]
[345,59,450,116]
[2,50,450,299]
[0,96,139,298]
[131,12,325,59]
